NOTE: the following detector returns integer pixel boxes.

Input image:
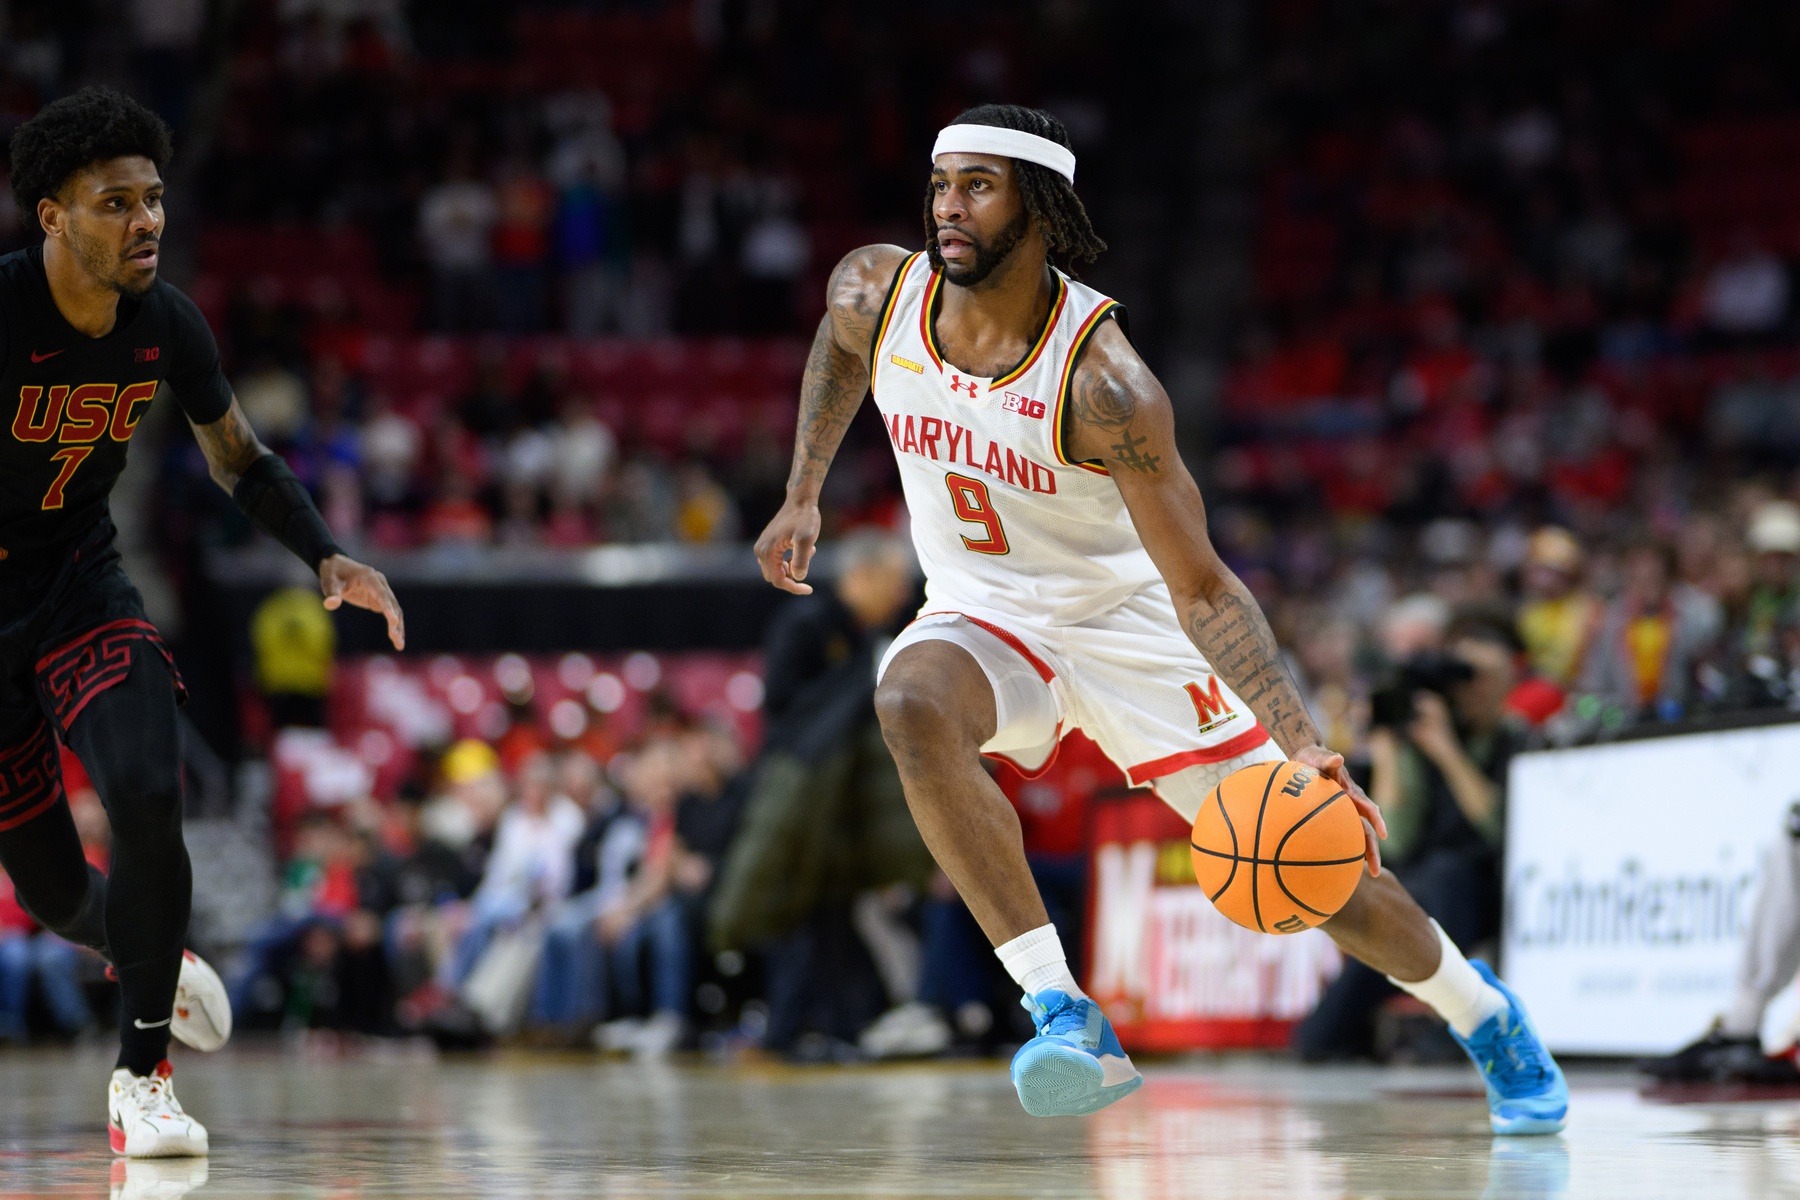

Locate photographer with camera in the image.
[1295,613,1524,1060]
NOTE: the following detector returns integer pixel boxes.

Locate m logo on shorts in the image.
[1184,677,1238,735]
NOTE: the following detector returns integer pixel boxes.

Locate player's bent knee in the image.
[95,775,183,843]
[874,677,969,756]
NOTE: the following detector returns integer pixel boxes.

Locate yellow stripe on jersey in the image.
[919,269,946,369]
[1052,300,1123,476]
[868,252,923,365]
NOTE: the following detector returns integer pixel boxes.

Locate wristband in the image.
[232,453,343,571]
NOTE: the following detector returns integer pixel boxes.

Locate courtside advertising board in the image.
[1504,721,1800,1055]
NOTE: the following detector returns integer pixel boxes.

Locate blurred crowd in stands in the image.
[5,0,1800,1061]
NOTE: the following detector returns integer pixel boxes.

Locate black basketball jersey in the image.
[0,245,232,561]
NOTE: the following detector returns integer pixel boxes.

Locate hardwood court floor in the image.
[1,1047,1797,1198]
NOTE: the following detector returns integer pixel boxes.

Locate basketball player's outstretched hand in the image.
[1293,743,1384,877]
[320,554,406,650]
[754,499,822,595]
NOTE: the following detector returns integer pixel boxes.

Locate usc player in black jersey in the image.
[2,88,403,1157]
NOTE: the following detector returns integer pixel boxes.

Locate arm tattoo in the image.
[190,399,268,493]
[1069,368,1136,431]
[787,319,871,495]
[1070,364,1160,474]
[786,256,882,496]
[1109,431,1162,474]
[1183,583,1321,755]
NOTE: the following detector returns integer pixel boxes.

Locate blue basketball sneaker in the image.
[1451,961,1569,1135]
[1010,991,1143,1117]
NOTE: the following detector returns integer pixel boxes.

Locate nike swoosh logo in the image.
[29,349,63,363]
[133,1017,171,1029]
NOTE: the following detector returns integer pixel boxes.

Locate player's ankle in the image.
[1387,920,1504,1037]
[997,924,1086,1000]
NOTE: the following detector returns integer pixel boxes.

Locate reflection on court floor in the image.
[0,1049,1798,1197]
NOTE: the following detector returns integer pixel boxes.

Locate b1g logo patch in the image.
[1001,392,1047,419]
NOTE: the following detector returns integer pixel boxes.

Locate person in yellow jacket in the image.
[251,587,337,729]
[1515,527,1599,690]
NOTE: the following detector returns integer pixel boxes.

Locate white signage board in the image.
[1503,722,1800,1055]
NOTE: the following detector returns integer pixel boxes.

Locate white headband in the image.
[931,124,1076,185]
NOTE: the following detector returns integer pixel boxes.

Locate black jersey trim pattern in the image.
[35,617,185,737]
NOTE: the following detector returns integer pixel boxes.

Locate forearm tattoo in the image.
[1070,367,1161,474]
[787,260,877,495]
[1183,584,1320,754]
[192,401,268,493]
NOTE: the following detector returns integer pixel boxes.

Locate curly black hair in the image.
[9,87,173,217]
[924,104,1106,275]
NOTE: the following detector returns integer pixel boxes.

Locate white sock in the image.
[1721,993,1766,1039]
[1388,920,1507,1037]
[996,924,1085,1000]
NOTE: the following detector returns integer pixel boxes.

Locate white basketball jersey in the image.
[869,253,1163,625]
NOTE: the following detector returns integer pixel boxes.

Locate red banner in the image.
[1084,787,1342,1051]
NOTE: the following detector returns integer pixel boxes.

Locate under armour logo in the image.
[948,375,979,398]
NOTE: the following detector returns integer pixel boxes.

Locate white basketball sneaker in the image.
[108,1062,209,1158]
[171,951,231,1052]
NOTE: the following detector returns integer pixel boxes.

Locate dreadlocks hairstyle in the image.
[9,87,173,218]
[925,104,1106,275]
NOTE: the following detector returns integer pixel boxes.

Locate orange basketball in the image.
[1190,760,1365,934]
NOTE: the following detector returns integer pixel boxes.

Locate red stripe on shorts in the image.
[0,720,64,832]
[917,611,1056,683]
[34,617,185,735]
[1126,725,1273,785]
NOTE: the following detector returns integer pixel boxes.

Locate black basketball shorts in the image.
[0,519,184,832]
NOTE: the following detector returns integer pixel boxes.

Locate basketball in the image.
[1190,761,1366,934]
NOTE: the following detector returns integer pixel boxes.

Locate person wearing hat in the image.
[1516,527,1600,691]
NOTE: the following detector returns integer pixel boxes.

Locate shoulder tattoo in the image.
[1071,366,1161,474]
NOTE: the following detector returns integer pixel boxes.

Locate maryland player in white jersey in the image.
[754,105,1566,1133]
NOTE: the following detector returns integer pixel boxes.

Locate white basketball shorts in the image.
[877,590,1285,822]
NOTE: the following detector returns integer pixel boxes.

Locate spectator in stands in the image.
[546,90,627,336]
[1297,615,1525,1060]
[1516,527,1600,691]
[419,146,498,332]
[675,461,740,543]
[381,742,505,1023]
[738,182,810,334]
[591,739,691,1057]
[250,587,337,731]
[358,393,425,543]
[491,153,556,332]
[444,753,584,992]
[1378,593,1451,665]
[1700,231,1791,346]
[1294,614,1365,755]
[421,468,494,548]
[231,812,370,1032]
[1578,537,1723,724]
[532,752,634,1036]
[1700,501,1800,711]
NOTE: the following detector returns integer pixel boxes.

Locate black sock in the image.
[114,948,183,1075]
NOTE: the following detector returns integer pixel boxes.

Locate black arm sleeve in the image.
[233,453,344,571]
[159,283,233,425]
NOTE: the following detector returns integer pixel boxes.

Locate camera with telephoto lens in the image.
[1368,651,1475,730]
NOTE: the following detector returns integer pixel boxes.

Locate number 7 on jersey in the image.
[945,473,1009,555]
